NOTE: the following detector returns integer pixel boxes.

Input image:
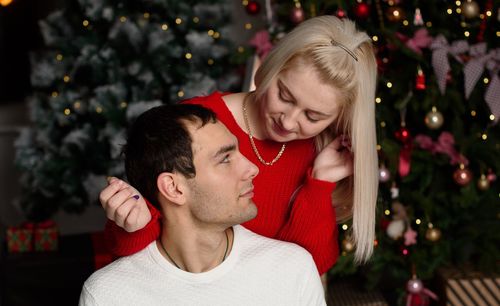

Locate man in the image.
[80,104,326,305]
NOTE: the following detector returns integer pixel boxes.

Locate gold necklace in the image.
[159,230,229,271]
[242,94,286,166]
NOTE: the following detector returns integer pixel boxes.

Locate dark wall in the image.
[0,0,61,104]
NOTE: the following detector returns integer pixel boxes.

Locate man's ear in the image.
[157,172,187,205]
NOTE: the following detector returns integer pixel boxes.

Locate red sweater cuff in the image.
[304,167,337,195]
[105,199,162,257]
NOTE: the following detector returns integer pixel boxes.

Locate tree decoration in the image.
[425,224,442,242]
[354,2,370,20]
[290,0,305,24]
[341,238,355,253]
[453,164,473,186]
[424,107,444,130]
[379,164,391,182]
[245,0,261,15]
[406,272,438,306]
[335,8,347,18]
[477,174,490,190]
[386,202,408,240]
[415,65,426,90]
[413,8,424,26]
[461,0,480,19]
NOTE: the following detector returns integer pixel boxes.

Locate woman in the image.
[100,15,378,278]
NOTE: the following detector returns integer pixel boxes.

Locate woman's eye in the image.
[306,114,320,123]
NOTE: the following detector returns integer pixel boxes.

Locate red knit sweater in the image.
[105,92,339,274]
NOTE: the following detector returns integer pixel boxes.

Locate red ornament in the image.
[415,67,426,90]
[395,126,411,143]
[335,8,347,18]
[354,2,370,19]
[453,166,473,186]
[290,6,305,24]
[245,0,260,15]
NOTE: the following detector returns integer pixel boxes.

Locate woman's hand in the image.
[312,135,353,183]
[99,177,151,232]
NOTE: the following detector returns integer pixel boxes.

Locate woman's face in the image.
[258,63,341,142]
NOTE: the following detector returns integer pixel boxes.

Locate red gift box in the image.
[34,220,59,251]
[7,223,34,253]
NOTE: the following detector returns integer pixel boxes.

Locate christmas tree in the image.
[242,0,499,304]
[15,0,240,222]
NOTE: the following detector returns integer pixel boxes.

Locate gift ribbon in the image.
[430,35,469,95]
[396,28,433,55]
[415,132,469,166]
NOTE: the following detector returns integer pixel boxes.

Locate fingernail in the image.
[132,195,140,200]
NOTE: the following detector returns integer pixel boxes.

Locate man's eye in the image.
[221,155,231,163]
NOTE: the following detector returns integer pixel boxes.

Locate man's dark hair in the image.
[124,104,217,209]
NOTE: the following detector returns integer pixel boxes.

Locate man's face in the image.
[185,120,259,227]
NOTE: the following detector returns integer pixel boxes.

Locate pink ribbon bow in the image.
[396,28,433,55]
[430,35,469,95]
[249,30,274,60]
[415,132,469,166]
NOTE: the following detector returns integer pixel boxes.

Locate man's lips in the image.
[240,186,255,198]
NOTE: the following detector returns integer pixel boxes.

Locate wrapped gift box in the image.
[437,266,500,306]
[34,220,59,251]
[6,224,34,253]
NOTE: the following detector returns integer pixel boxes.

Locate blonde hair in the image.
[254,16,378,263]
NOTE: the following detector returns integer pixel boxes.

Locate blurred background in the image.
[0,0,498,305]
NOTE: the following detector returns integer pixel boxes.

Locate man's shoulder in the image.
[237,226,314,265]
[83,243,154,294]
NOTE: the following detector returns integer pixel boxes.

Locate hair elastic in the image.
[331,40,358,61]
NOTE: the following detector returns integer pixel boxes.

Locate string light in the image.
[376,144,381,151]
[177,90,185,97]
[0,0,13,7]
[416,219,422,225]
[497,32,500,37]
[213,32,220,39]
[237,46,245,53]
[244,23,252,30]
[120,101,127,108]
[372,36,379,42]
[143,12,150,19]
[207,29,215,36]
[481,133,487,140]
[51,91,59,98]
[342,224,348,230]
[486,10,492,17]
[207,59,214,65]
[403,20,409,26]
[120,16,127,22]
[96,106,103,113]
[464,31,470,37]
[380,121,386,127]
[242,0,249,5]
[375,97,382,103]
[456,8,462,14]
[56,54,63,61]
[471,110,477,117]
[161,24,168,31]
[175,18,182,25]
[426,21,432,27]
[83,20,90,27]
[490,114,495,121]
[74,101,81,109]
[386,82,393,88]
[483,77,489,84]
[384,209,390,216]
[447,8,453,14]
[193,17,199,23]
[460,21,467,27]
[63,75,70,83]
[455,0,461,6]
[64,108,71,115]
[185,53,192,59]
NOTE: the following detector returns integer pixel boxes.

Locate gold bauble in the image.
[425,228,442,242]
[425,107,444,130]
[477,174,490,191]
[341,238,355,253]
[462,0,480,19]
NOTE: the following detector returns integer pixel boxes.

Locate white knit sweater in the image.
[79,225,326,306]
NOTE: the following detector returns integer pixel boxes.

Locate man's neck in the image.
[158,223,234,273]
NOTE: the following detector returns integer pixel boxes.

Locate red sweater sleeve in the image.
[104,200,162,257]
[276,168,339,275]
